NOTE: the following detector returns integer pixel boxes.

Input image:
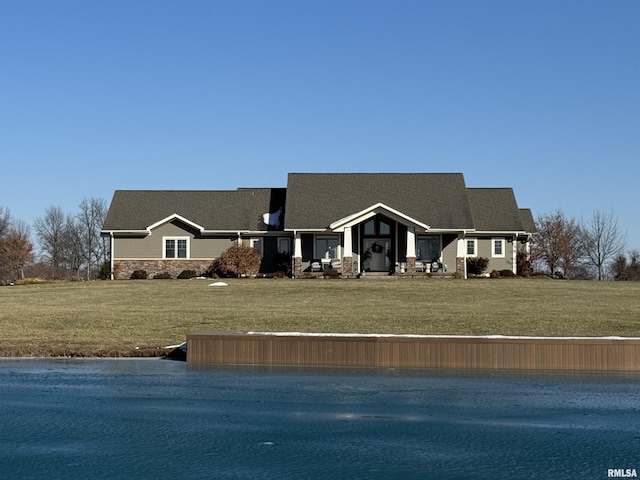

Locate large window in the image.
[363,217,392,236]
[417,236,440,262]
[316,235,339,259]
[164,237,189,259]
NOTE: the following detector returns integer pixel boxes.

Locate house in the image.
[101,173,536,279]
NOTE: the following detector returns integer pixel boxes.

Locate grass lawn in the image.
[1,278,639,357]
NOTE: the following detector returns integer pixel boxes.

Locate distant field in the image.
[1,278,639,357]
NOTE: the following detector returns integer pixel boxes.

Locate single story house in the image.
[101,173,536,279]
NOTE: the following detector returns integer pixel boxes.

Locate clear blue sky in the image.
[1,0,638,251]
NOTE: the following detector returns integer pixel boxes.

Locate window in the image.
[364,220,375,235]
[278,237,291,254]
[164,237,189,259]
[492,238,505,258]
[417,236,440,262]
[316,235,339,259]
[466,239,477,256]
[250,238,263,254]
[362,216,393,237]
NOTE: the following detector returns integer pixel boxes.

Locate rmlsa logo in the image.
[608,469,638,478]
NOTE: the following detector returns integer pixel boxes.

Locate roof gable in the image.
[330,202,430,232]
[284,173,475,230]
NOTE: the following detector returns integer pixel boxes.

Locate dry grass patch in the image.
[1,278,639,356]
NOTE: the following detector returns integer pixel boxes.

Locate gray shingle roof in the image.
[519,208,537,234]
[102,175,534,235]
[103,189,286,232]
[284,173,475,230]
[466,188,527,232]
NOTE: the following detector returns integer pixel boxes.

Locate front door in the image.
[363,238,391,272]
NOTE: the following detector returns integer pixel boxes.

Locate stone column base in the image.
[293,257,303,278]
[342,256,353,277]
[456,257,465,277]
[406,257,416,275]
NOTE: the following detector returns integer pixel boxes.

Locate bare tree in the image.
[531,210,582,277]
[77,198,108,280]
[62,215,85,280]
[580,210,626,281]
[0,206,11,238]
[0,218,34,280]
[34,206,67,278]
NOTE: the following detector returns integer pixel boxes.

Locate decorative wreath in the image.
[370,242,383,254]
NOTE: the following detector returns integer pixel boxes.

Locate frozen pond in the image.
[1,358,639,479]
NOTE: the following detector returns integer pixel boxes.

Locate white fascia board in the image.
[147,214,205,233]
[101,229,150,237]
[468,230,524,236]
[284,228,328,233]
[200,230,250,236]
[330,202,430,232]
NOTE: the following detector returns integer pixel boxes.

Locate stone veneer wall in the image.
[293,257,303,278]
[113,260,212,279]
[406,257,416,274]
[456,257,465,277]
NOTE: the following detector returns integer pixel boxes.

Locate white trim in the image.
[465,238,478,257]
[148,214,205,233]
[492,238,506,258]
[329,202,430,232]
[109,232,115,280]
[163,236,190,259]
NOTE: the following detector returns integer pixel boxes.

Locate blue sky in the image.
[1,0,638,251]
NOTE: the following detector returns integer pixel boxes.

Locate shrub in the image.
[516,250,532,277]
[153,272,172,279]
[130,270,148,280]
[500,269,516,278]
[98,261,111,280]
[322,267,340,279]
[273,270,287,279]
[207,244,262,278]
[177,269,198,279]
[466,257,489,275]
[490,269,501,279]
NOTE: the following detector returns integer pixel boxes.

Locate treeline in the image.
[0,198,108,283]
[531,209,638,281]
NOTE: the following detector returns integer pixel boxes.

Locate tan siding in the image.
[472,237,515,272]
[114,220,237,259]
[441,234,458,269]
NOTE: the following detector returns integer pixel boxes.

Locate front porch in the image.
[290,205,466,279]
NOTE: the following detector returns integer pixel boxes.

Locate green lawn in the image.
[1,278,639,356]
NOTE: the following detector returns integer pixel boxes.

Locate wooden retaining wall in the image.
[186,331,640,371]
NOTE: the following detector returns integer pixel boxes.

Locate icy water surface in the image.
[1,358,639,479]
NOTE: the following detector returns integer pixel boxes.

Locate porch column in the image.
[342,227,353,277]
[293,231,303,278]
[406,227,416,274]
[512,235,517,274]
[456,235,467,279]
